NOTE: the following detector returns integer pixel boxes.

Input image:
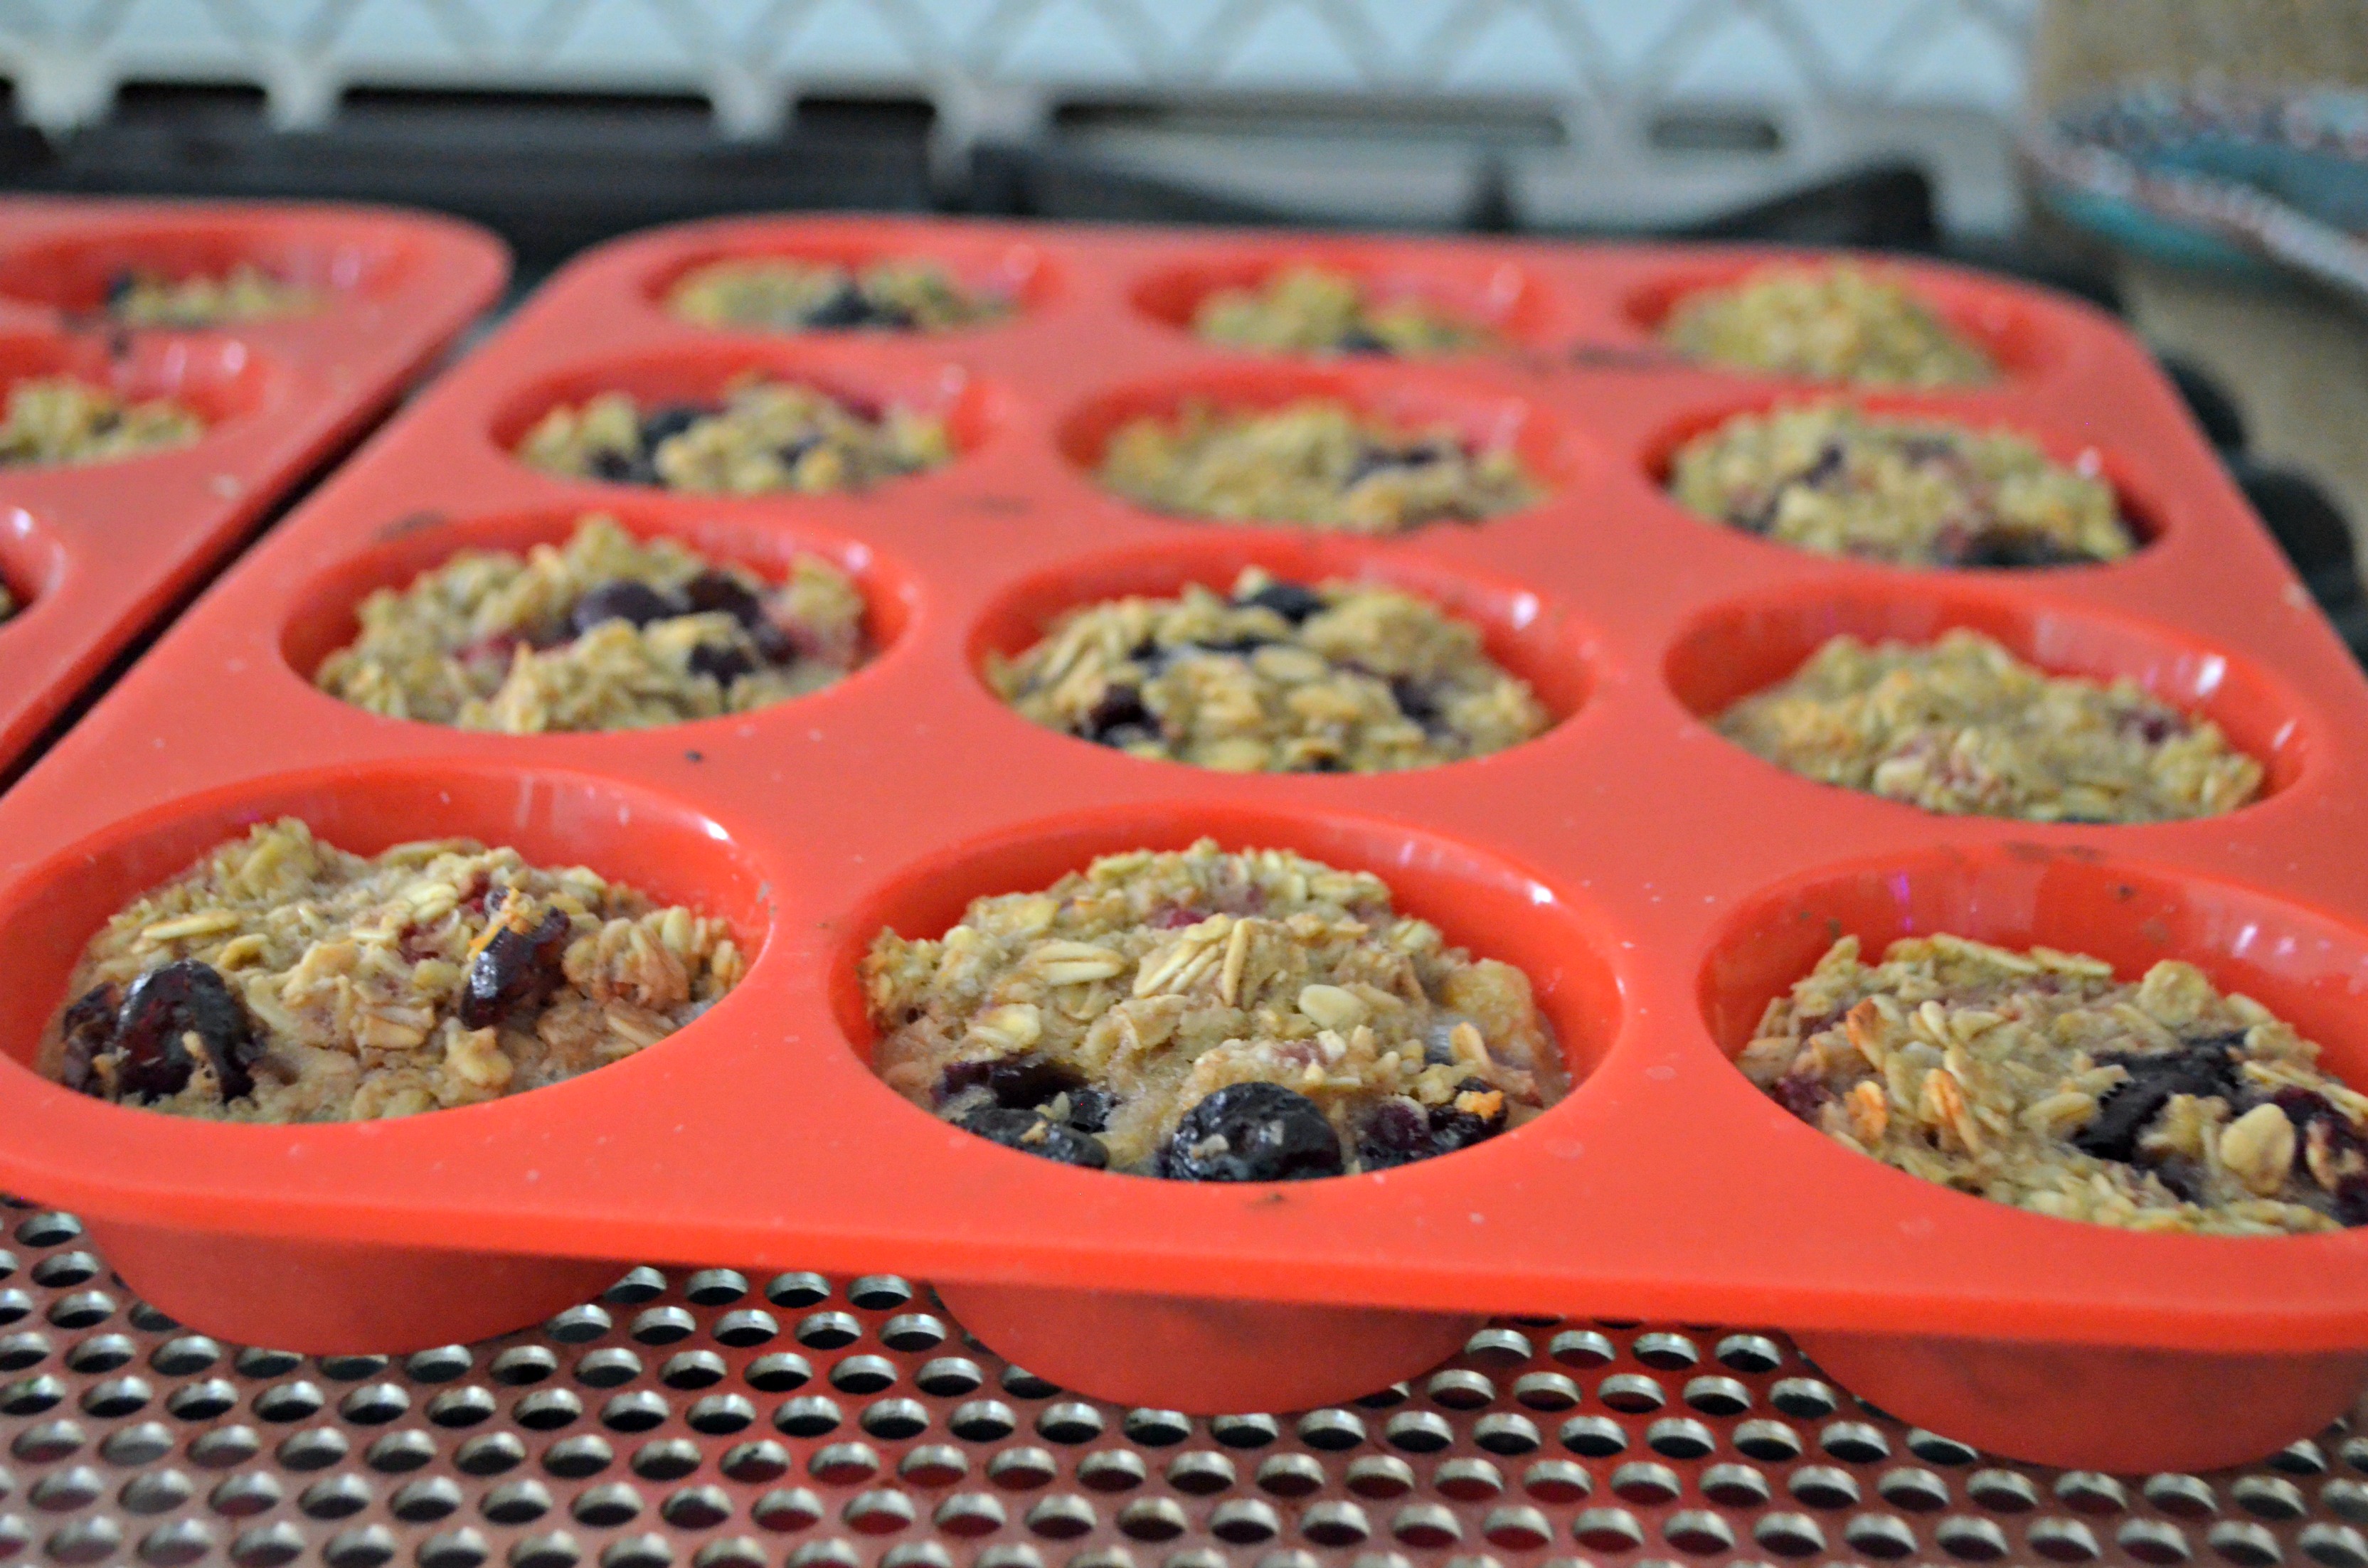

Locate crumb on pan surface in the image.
[1097,398,1539,533]
[864,839,1563,1180]
[1661,265,1995,387]
[1715,629,2262,823]
[1743,933,2368,1235]
[0,375,204,467]
[314,514,867,733]
[989,566,1548,772]
[105,264,320,328]
[39,818,744,1122]
[666,257,1009,333]
[1668,402,2134,569]
[1191,266,1499,357]
[517,373,952,495]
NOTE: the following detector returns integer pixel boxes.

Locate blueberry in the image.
[1793,440,1847,489]
[110,960,260,1103]
[1335,325,1391,356]
[460,897,573,1030]
[1389,678,1443,730]
[2336,1175,2368,1228]
[1946,528,2094,570]
[2074,1038,2244,1164]
[1428,1077,1509,1153]
[1083,685,1159,747]
[1770,1074,1832,1121]
[637,404,708,448]
[57,984,120,1097]
[686,644,755,686]
[103,270,138,307]
[1162,1082,1344,1182]
[680,570,766,626]
[955,1106,1110,1169]
[2118,708,2183,747]
[589,449,639,484]
[1344,442,1451,488]
[801,283,886,329]
[1189,635,1275,657]
[1232,580,1327,624]
[570,581,681,637]
[1356,1098,1434,1170]
[1063,1087,1115,1134]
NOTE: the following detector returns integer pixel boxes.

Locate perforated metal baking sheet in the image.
[3,1193,2364,1568]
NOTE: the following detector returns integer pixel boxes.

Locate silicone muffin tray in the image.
[0,196,509,777]
[1,215,2364,1476]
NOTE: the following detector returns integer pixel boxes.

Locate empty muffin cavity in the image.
[312,513,871,734]
[1664,402,2137,569]
[863,838,1567,1180]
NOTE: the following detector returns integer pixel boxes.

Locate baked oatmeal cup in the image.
[38,818,744,1123]
[1,375,204,467]
[105,263,321,328]
[517,373,951,495]
[1743,934,2368,1235]
[666,257,1009,334]
[314,514,867,733]
[1662,264,1995,387]
[1098,398,1539,534]
[1716,629,2262,823]
[989,567,1547,772]
[1668,403,2135,568]
[1191,266,1499,357]
[864,839,1563,1179]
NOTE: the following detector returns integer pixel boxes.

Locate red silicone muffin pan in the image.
[1,215,2364,1476]
[0,196,508,777]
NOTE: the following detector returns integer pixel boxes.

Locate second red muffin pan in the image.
[0,196,509,777]
[1,216,2364,1475]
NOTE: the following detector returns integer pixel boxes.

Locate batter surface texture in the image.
[1192,266,1498,357]
[666,257,1010,334]
[989,567,1548,772]
[1716,630,2262,823]
[864,839,1562,1179]
[1662,265,1995,386]
[41,819,745,1123]
[1,375,203,466]
[315,515,867,733]
[1743,934,2368,1235]
[105,265,319,327]
[1098,398,1538,533]
[1669,403,2135,568]
[518,375,951,495]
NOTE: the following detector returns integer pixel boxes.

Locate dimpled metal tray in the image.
[5,1200,2367,1568]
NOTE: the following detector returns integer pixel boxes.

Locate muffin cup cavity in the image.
[1058,364,1586,518]
[1665,581,2310,804]
[967,532,1597,751]
[643,233,1060,325]
[487,343,998,476]
[1621,258,2066,383]
[1130,247,1547,349]
[1,329,281,448]
[0,761,772,1085]
[832,804,1624,1140]
[0,218,419,318]
[278,503,920,728]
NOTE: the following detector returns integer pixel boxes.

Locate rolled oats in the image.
[1191,266,1498,357]
[666,257,1010,334]
[105,264,319,328]
[1662,264,1996,385]
[39,818,743,1123]
[1742,934,2365,1234]
[1715,629,2262,823]
[863,838,1563,1179]
[0,375,204,466]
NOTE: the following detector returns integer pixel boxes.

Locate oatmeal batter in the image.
[989,567,1547,772]
[518,375,951,495]
[1,375,204,467]
[1662,265,1996,386]
[1716,630,2261,823]
[105,264,320,328]
[315,515,867,733]
[1098,398,1539,533]
[41,818,744,1122]
[666,257,1009,333]
[1192,266,1498,357]
[1668,403,2135,568]
[1743,934,2367,1235]
[864,839,1561,1178]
